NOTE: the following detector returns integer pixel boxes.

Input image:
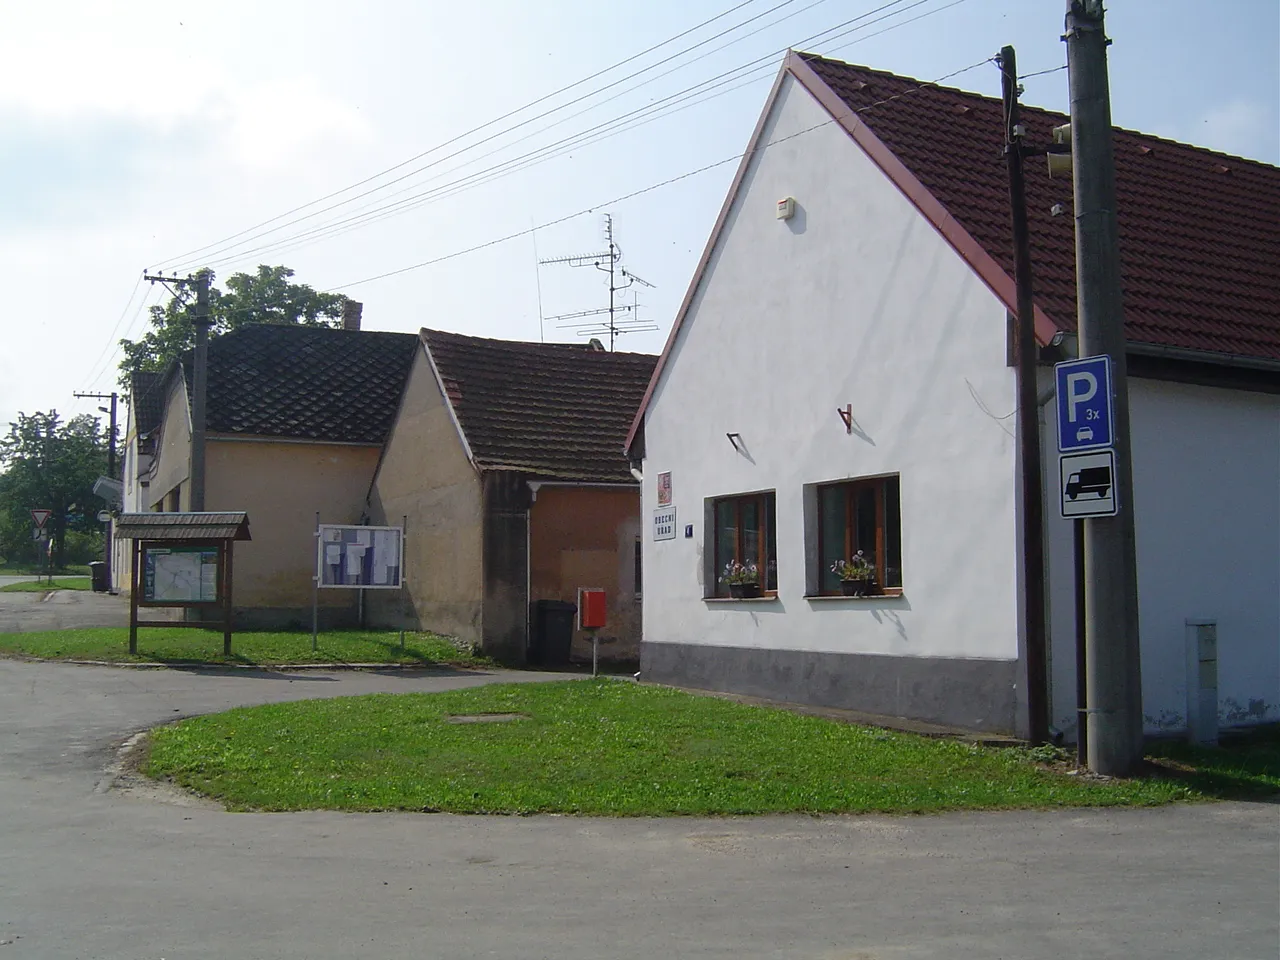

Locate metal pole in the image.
[999,45,1049,745]
[592,630,599,678]
[400,514,408,652]
[1074,518,1088,766]
[189,271,211,512]
[312,512,320,652]
[106,392,117,590]
[1064,0,1144,775]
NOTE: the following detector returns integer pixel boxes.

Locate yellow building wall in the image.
[206,438,381,623]
[365,347,485,642]
[529,486,642,660]
[147,376,191,510]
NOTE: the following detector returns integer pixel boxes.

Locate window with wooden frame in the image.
[710,491,777,597]
[816,476,902,595]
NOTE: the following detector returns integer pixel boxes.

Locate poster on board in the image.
[317,524,404,589]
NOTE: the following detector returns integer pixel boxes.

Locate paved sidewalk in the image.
[0,588,131,632]
[0,659,1275,960]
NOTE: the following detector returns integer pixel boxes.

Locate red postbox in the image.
[577,588,607,630]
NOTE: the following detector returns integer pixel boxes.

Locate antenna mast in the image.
[538,213,657,350]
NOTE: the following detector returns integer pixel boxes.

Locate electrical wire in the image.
[155,0,821,270]
[174,0,953,272]
[75,273,145,395]
[1018,64,1067,80]
[327,56,995,292]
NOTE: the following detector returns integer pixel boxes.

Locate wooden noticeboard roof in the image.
[114,512,251,542]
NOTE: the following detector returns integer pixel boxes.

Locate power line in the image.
[155,0,818,271]
[172,0,949,273]
[328,56,995,292]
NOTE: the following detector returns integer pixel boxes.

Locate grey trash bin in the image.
[88,561,108,593]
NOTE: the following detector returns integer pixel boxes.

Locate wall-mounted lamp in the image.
[726,432,745,453]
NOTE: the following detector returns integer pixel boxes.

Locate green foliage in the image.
[118,265,349,387]
[0,411,108,570]
[142,680,1219,815]
[0,628,485,667]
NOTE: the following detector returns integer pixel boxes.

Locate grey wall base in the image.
[641,642,1020,734]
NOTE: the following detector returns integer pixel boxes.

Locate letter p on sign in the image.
[1066,372,1097,422]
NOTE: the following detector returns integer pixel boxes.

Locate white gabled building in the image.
[627,53,1279,738]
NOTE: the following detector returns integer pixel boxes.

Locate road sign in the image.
[1059,449,1118,518]
[32,528,48,541]
[31,509,52,530]
[1055,355,1114,452]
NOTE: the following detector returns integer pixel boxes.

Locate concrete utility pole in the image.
[74,391,118,585]
[189,271,211,512]
[1064,0,1144,775]
[998,45,1049,745]
[144,270,212,512]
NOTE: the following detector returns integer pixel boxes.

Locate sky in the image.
[1,0,1277,432]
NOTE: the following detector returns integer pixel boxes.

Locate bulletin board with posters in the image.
[316,524,404,589]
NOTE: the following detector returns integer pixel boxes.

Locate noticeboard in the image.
[317,524,403,589]
[142,545,221,605]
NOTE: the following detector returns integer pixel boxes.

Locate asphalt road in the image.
[0,588,133,633]
[0,659,1276,960]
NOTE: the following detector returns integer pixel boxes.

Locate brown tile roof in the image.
[801,53,1280,362]
[175,324,418,444]
[422,329,657,483]
[114,511,251,541]
[129,371,164,437]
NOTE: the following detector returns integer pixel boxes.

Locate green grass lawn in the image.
[0,564,91,577]
[0,627,487,667]
[0,577,92,593]
[141,680,1279,815]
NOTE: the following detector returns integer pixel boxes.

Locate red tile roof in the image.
[422,329,656,483]
[801,53,1280,362]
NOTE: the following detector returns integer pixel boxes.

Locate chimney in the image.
[342,300,363,331]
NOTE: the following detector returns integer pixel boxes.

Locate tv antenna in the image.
[537,214,657,351]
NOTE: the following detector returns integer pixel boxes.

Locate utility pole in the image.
[539,214,658,349]
[74,391,118,587]
[144,270,212,511]
[1064,0,1144,775]
[997,45,1049,745]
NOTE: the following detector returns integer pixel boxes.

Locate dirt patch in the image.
[96,730,222,809]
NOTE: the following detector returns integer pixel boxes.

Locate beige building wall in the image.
[366,347,485,641]
[529,486,642,660]
[147,376,192,510]
[206,438,380,624]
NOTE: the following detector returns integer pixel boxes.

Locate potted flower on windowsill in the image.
[831,552,877,597]
[720,560,761,599]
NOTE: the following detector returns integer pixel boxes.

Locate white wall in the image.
[641,74,1021,663]
[1047,378,1280,735]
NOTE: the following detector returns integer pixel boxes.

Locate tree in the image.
[118,265,348,386]
[0,411,107,571]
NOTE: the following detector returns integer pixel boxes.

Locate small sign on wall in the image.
[657,471,672,506]
[653,506,676,541]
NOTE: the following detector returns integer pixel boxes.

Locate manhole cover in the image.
[445,713,528,724]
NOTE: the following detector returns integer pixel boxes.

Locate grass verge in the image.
[0,577,92,593]
[142,680,1278,815]
[0,564,91,577]
[0,627,487,667]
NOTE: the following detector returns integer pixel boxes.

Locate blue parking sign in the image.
[1055,355,1114,452]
